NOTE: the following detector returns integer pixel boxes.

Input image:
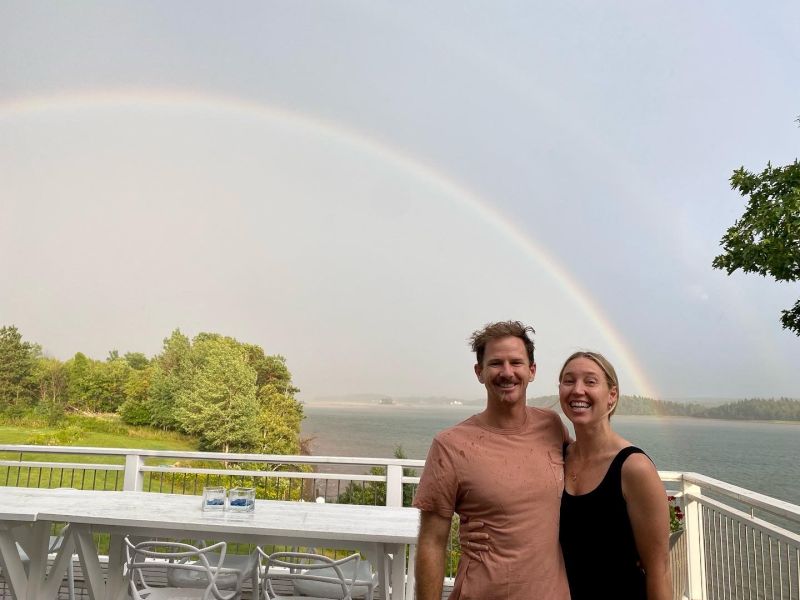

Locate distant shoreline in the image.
[302,401,800,424]
[300,403,800,505]
[302,400,484,409]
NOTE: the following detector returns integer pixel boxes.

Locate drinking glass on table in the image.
[228,487,256,512]
[201,486,227,511]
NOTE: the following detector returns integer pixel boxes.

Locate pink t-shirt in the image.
[413,407,570,600]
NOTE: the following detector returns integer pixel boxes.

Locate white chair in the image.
[124,538,245,600]
[17,529,75,600]
[293,558,376,600]
[256,550,370,600]
[167,546,256,592]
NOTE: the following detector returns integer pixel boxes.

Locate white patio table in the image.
[0,487,78,600]
[0,487,419,600]
[0,493,39,600]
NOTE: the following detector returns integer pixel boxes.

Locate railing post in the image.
[123,452,144,491]
[386,464,403,507]
[682,476,706,600]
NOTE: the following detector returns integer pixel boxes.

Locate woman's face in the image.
[558,357,618,424]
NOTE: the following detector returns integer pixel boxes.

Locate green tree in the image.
[255,388,305,455]
[140,365,180,429]
[244,346,299,395]
[33,357,68,424]
[117,365,154,425]
[145,329,192,429]
[65,353,131,412]
[174,336,260,452]
[156,329,192,375]
[178,334,304,454]
[253,351,303,454]
[96,358,132,412]
[336,447,417,507]
[115,328,305,455]
[0,325,40,413]
[713,119,800,334]
[124,352,150,370]
[64,352,92,410]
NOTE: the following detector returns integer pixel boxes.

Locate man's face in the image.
[474,336,536,406]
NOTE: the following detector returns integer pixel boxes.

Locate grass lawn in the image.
[0,423,196,460]
[1,416,310,500]
[0,416,199,488]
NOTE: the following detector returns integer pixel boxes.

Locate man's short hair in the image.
[469,320,536,365]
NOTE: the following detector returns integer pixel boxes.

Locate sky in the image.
[1,2,798,402]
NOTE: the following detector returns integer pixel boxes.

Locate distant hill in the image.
[305,394,800,421]
[306,393,387,404]
[304,394,484,406]
[391,396,484,406]
[662,397,736,407]
[610,396,799,421]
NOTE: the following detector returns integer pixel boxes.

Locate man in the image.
[413,320,570,599]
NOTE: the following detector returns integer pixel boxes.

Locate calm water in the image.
[301,404,800,505]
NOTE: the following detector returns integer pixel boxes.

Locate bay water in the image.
[301,403,800,505]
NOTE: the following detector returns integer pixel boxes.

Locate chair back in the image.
[257,550,362,600]
[124,538,230,600]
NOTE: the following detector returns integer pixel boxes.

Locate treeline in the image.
[616,396,705,417]
[617,395,800,421]
[0,325,304,453]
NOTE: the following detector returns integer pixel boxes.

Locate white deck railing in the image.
[1,445,798,600]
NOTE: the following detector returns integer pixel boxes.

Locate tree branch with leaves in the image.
[712,117,800,335]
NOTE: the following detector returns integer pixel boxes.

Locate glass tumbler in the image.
[201,486,227,511]
[228,487,256,512]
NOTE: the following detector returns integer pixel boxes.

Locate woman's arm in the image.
[458,519,490,561]
[622,453,672,600]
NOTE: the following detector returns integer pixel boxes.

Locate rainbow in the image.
[0,88,660,399]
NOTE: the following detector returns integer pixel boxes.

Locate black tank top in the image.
[559,445,648,600]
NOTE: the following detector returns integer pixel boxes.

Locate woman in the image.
[460,351,672,600]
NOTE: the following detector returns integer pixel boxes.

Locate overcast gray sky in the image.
[1,1,798,401]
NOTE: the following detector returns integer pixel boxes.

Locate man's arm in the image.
[415,510,452,600]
